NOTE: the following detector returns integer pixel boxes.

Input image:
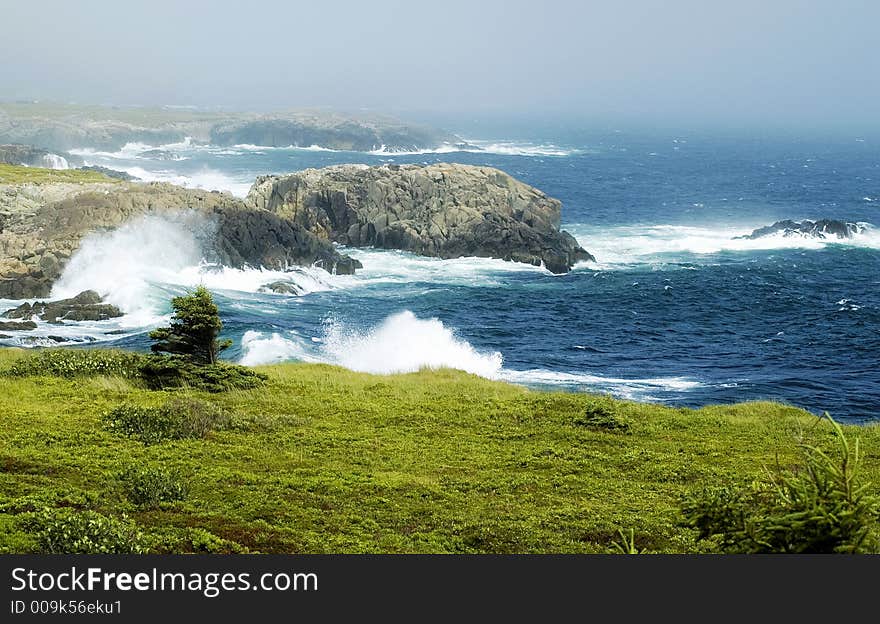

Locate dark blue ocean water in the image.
[9,126,879,422]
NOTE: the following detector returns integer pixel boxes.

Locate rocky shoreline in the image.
[0,103,461,153]
[0,162,592,301]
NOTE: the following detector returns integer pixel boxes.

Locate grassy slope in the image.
[0,348,877,554]
[0,163,119,184]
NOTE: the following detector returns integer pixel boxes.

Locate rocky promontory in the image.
[0,177,358,299]
[0,161,591,301]
[247,163,592,273]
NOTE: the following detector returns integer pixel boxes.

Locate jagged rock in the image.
[0,181,360,298]
[259,281,303,295]
[0,144,80,168]
[77,165,139,181]
[2,290,123,323]
[736,219,866,240]
[247,163,593,273]
[0,320,37,330]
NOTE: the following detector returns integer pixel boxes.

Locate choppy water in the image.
[3,125,879,422]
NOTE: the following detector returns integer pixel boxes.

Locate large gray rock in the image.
[3,290,122,323]
[0,181,359,298]
[247,163,593,273]
[0,144,80,168]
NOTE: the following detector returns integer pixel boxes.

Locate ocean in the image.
[3,123,879,422]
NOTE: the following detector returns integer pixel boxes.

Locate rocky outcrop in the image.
[0,162,589,301]
[0,181,359,299]
[736,219,867,240]
[3,290,122,324]
[0,144,80,169]
[247,163,593,273]
[209,116,459,152]
[76,165,139,181]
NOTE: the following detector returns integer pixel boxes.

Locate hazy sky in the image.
[2,0,878,126]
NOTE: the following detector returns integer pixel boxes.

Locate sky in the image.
[2,0,878,128]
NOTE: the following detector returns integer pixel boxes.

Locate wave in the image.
[41,153,69,169]
[115,166,254,197]
[499,368,703,401]
[239,311,503,376]
[238,310,701,401]
[567,221,880,267]
[368,139,581,157]
[49,214,335,327]
[334,247,550,290]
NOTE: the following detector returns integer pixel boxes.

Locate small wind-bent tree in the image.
[149,286,232,365]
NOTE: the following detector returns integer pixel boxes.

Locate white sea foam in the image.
[567,222,880,268]
[319,311,504,377]
[499,368,702,400]
[41,153,69,169]
[50,214,334,327]
[239,330,317,366]
[367,139,581,157]
[237,310,701,400]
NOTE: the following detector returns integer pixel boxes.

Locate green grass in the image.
[0,163,119,184]
[0,348,877,553]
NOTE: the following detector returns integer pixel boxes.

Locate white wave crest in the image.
[50,214,334,327]
[499,368,702,401]
[567,222,880,267]
[41,153,69,169]
[321,311,503,377]
[239,311,504,377]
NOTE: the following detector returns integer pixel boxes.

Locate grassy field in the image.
[0,347,877,554]
[0,163,119,184]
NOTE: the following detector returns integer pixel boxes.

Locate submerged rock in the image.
[736,219,866,240]
[0,320,37,330]
[2,290,123,323]
[259,280,304,295]
[247,163,593,273]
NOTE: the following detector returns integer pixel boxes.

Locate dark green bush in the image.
[103,404,179,445]
[6,349,266,393]
[138,354,267,392]
[682,417,880,553]
[6,349,144,379]
[574,403,630,433]
[25,508,146,554]
[104,398,232,444]
[166,397,232,438]
[118,465,187,508]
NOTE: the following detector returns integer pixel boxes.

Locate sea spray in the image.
[238,311,504,377]
[320,311,504,377]
[51,213,336,326]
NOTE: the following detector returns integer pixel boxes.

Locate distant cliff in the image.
[0,103,461,153]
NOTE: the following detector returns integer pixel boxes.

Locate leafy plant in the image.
[149,286,232,365]
[610,528,645,554]
[118,465,187,508]
[6,349,143,379]
[574,403,630,433]
[138,354,266,392]
[103,404,180,445]
[682,415,880,553]
[25,508,146,554]
[104,398,232,444]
